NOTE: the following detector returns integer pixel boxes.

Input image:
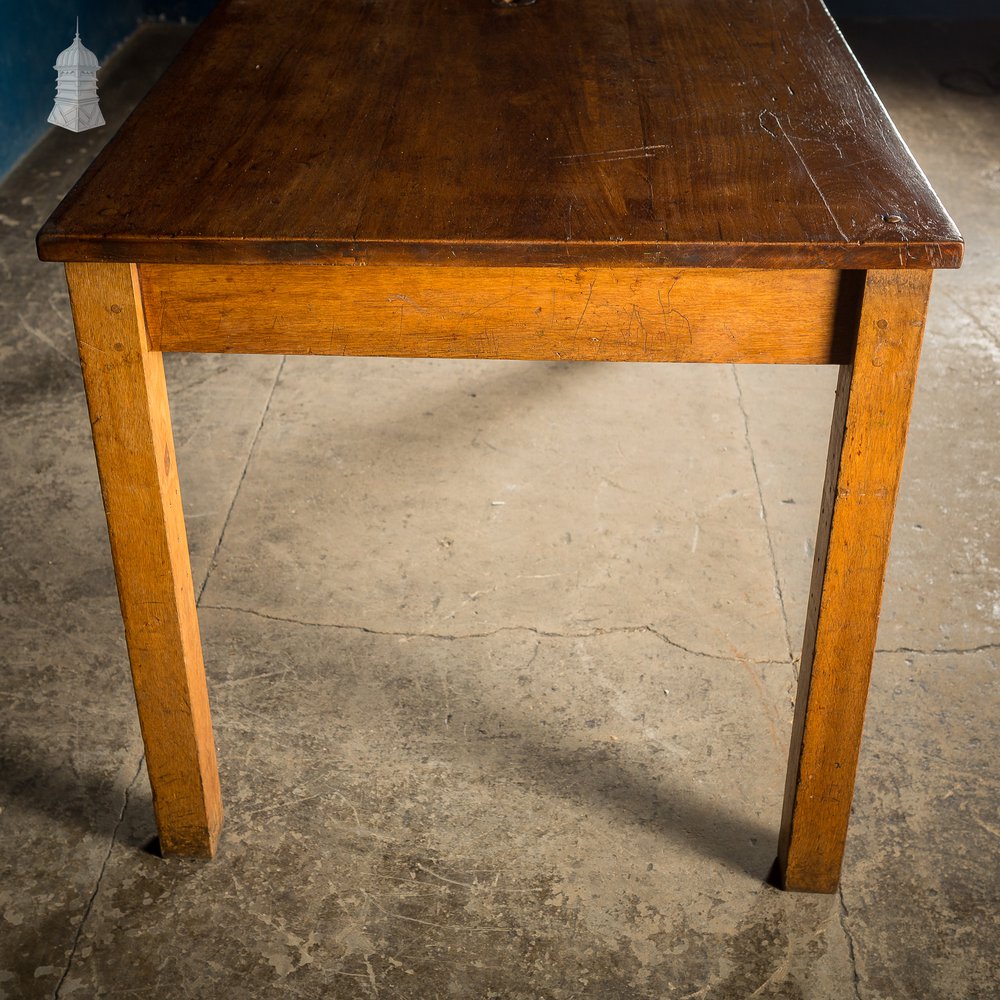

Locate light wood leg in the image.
[777,269,932,893]
[66,261,222,857]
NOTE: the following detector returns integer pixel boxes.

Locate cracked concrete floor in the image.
[1,17,997,1000]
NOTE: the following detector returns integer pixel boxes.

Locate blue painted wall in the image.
[0,1,214,178]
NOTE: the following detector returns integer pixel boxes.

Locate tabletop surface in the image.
[37,0,962,269]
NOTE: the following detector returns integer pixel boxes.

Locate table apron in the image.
[138,264,863,365]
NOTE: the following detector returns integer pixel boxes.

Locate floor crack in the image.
[197,356,286,602]
[940,289,1000,353]
[200,601,788,666]
[53,757,144,999]
[838,884,863,1000]
[875,642,1000,656]
[731,366,794,662]
[17,315,79,369]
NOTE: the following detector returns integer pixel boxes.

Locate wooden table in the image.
[37,0,962,893]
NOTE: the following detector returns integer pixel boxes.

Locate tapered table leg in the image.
[778,269,933,893]
[66,262,222,857]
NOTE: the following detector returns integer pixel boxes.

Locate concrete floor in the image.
[1,19,997,1000]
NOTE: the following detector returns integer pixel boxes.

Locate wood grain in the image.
[37,0,961,268]
[139,264,861,364]
[777,269,932,893]
[66,261,222,858]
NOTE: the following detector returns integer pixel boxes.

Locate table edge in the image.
[36,233,964,269]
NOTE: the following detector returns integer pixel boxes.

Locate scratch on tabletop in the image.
[758,109,851,241]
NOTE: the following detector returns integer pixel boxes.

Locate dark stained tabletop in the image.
[37,0,962,268]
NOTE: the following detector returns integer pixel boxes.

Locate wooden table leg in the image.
[66,261,222,858]
[777,269,933,893]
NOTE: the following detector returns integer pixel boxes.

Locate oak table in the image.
[37,0,962,893]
